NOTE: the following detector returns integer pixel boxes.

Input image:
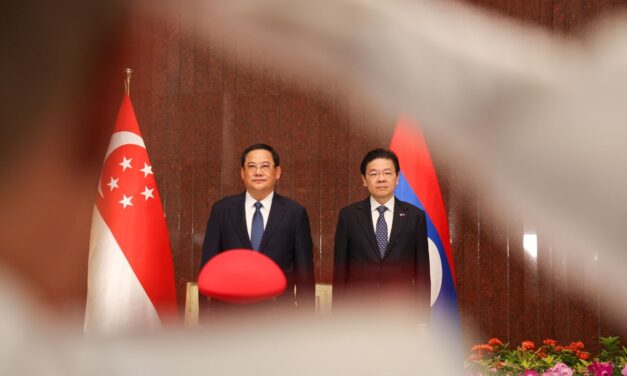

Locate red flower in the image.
[578,351,590,360]
[555,345,564,352]
[521,341,536,351]
[488,338,503,347]
[537,350,548,358]
[542,339,557,347]
[568,341,585,351]
[471,344,494,354]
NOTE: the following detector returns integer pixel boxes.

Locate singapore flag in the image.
[84,94,177,335]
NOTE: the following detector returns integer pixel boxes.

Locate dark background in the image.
[117,0,627,351]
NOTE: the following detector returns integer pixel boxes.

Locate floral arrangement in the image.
[466,336,627,376]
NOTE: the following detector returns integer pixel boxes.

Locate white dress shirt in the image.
[370,196,394,239]
[245,191,274,241]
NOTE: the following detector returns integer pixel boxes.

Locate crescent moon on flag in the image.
[104,131,146,159]
[428,237,442,307]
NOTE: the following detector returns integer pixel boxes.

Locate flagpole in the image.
[124,68,133,96]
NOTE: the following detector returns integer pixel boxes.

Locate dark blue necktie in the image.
[251,201,264,251]
[375,205,388,258]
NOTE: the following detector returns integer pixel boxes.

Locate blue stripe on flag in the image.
[396,172,462,354]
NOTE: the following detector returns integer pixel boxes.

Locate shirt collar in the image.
[370,196,394,213]
[245,191,274,208]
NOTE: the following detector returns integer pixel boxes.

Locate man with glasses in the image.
[201,144,315,310]
[332,148,430,320]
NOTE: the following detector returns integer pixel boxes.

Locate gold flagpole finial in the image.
[124,68,133,96]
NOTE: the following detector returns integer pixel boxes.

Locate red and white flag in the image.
[84,94,177,335]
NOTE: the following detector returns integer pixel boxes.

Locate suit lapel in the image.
[356,198,380,259]
[259,193,286,252]
[229,193,253,249]
[387,197,409,256]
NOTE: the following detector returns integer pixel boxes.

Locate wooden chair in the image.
[184,282,199,327]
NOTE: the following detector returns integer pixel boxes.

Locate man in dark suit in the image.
[333,148,430,320]
[201,144,315,310]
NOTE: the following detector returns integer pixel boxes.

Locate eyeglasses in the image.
[244,163,275,174]
[366,169,396,180]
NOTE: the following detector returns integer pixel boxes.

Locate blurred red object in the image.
[198,249,287,304]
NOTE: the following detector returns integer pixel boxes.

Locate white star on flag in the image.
[119,194,133,209]
[119,156,133,171]
[106,177,119,191]
[140,186,155,200]
[140,163,153,177]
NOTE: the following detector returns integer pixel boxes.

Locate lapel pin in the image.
[399,213,406,217]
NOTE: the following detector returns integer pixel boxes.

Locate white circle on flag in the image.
[428,237,442,307]
[97,131,147,198]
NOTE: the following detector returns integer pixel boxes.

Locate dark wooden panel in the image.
[288,91,310,259]
[478,202,509,341]
[567,256,585,343]
[553,0,586,33]
[219,62,242,197]
[190,30,215,278]
[288,88,314,276]
[521,230,539,344]
[580,250,601,352]
[319,97,338,284]
[449,175,481,347]
[162,8,185,303]
[263,68,290,198]
[330,107,352,282]
[229,60,253,182]
[508,217,525,345]
[552,242,570,341]
[129,4,154,141]
[298,86,323,282]
[538,0,556,36]
[598,249,627,348]
[508,0,529,21]
[552,0,568,32]
[176,11,195,297]
[346,102,369,204]
[249,69,268,147]
[537,233,555,341]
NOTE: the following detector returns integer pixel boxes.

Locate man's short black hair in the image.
[240,144,280,167]
[360,148,400,175]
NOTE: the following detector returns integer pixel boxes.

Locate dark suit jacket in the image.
[333,197,430,317]
[201,192,315,308]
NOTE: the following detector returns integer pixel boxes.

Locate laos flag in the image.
[390,116,460,335]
